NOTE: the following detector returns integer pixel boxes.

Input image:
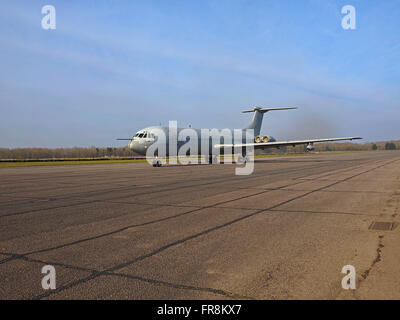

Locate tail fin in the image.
[243,106,297,136]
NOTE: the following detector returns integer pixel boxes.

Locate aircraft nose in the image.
[129,140,137,150]
[129,139,146,155]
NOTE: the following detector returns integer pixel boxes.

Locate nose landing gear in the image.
[152,159,162,167]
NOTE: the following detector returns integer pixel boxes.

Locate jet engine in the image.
[255,136,276,143]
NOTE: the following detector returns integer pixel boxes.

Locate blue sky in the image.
[0,0,399,147]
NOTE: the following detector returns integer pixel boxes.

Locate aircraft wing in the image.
[215,137,362,149]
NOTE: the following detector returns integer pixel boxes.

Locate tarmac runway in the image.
[1,151,400,299]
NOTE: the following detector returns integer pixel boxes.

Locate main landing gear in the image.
[208,155,219,164]
[152,158,162,167]
[236,155,250,164]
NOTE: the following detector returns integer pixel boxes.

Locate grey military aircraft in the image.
[118,107,362,166]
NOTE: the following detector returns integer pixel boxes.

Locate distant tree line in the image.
[0,146,139,160]
[384,142,397,150]
[0,140,399,160]
[258,140,400,155]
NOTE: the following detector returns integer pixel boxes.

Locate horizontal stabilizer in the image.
[242,106,297,113]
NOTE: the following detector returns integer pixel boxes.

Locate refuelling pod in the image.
[306,143,315,151]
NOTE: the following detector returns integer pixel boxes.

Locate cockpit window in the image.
[135,132,154,138]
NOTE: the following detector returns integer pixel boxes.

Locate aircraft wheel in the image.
[208,155,218,164]
[236,155,247,164]
[152,159,162,167]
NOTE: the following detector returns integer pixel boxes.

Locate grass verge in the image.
[0,150,396,168]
